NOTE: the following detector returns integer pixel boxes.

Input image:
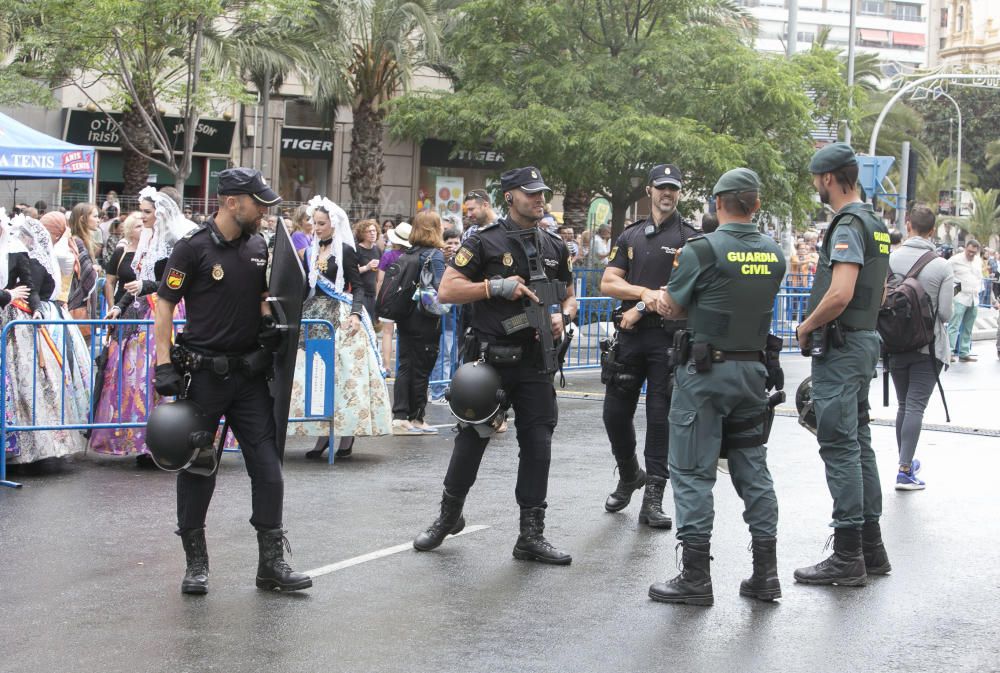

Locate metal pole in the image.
[869,74,986,157]
[898,141,910,231]
[935,89,963,216]
[787,0,798,58]
[845,0,857,144]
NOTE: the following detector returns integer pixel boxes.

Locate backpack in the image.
[375,247,424,321]
[877,251,938,354]
[414,250,449,317]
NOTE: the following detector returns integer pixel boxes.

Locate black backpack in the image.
[877,251,938,354]
[375,247,424,321]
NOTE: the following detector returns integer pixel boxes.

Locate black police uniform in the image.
[442,216,572,507]
[603,211,697,488]
[156,216,283,533]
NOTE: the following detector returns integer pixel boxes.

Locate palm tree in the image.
[957,188,1000,245]
[916,153,977,206]
[308,0,441,216]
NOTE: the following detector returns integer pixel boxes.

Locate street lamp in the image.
[844,0,858,144]
[932,88,963,217]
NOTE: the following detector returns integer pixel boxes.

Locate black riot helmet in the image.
[446,361,508,434]
[146,399,215,472]
[795,377,816,435]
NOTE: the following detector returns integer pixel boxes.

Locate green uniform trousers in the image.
[810,329,883,528]
[667,360,777,540]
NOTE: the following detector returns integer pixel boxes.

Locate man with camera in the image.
[793,143,891,587]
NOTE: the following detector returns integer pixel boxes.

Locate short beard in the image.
[237,215,260,235]
[817,186,830,205]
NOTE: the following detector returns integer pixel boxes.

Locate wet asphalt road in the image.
[1,396,998,673]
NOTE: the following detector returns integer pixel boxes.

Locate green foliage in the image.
[390,0,845,229]
[951,187,1000,244]
[915,153,977,205]
[914,86,1000,192]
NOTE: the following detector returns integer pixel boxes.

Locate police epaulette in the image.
[542,228,561,240]
[478,220,500,232]
[682,218,699,232]
[182,226,205,240]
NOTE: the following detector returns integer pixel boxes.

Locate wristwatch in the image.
[635,301,647,315]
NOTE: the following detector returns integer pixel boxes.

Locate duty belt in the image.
[705,350,765,363]
[171,344,263,377]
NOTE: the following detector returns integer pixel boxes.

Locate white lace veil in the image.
[11,213,59,301]
[132,186,197,283]
[305,196,354,295]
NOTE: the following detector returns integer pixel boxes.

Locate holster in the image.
[828,319,846,348]
[764,333,784,392]
[599,336,618,385]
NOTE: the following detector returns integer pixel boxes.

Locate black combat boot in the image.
[178,528,209,595]
[638,475,673,529]
[739,536,781,601]
[862,520,892,575]
[649,538,713,606]
[605,455,647,512]
[255,529,313,592]
[512,506,572,565]
[413,490,466,551]
[793,527,867,586]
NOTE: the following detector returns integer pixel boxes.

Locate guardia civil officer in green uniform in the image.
[600,163,698,529]
[648,168,785,606]
[793,143,892,587]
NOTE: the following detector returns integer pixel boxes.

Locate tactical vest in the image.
[685,230,785,351]
[807,202,890,330]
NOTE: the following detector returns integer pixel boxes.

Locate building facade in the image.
[740,0,929,76]
[929,0,1000,67]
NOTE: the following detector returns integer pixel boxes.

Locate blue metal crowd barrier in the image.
[0,317,337,488]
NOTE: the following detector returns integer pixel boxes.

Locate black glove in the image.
[154,363,184,396]
[258,315,282,352]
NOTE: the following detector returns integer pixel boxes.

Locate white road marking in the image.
[304,525,491,578]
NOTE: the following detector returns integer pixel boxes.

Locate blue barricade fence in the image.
[1,317,337,488]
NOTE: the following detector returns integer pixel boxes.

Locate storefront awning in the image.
[858,29,890,43]
[892,31,926,47]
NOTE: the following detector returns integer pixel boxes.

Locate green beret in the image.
[809,142,858,174]
[712,167,761,196]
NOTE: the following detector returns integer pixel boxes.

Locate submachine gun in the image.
[509,227,570,376]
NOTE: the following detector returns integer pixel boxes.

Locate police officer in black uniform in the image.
[412,166,578,565]
[153,168,311,594]
[600,164,698,528]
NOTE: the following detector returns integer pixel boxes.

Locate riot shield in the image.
[267,218,306,460]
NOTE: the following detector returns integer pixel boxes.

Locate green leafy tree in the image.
[915,153,977,206]
[951,187,1000,245]
[914,86,1000,192]
[303,0,441,215]
[391,0,848,235]
[9,0,301,193]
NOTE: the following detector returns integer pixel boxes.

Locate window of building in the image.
[939,7,948,28]
[957,5,965,32]
[892,3,920,21]
[797,31,817,44]
[860,0,885,15]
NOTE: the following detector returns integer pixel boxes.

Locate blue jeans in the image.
[429,328,456,399]
[947,301,977,357]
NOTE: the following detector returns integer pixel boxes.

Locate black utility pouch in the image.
[241,348,273,377]
[487,344,523,367]
[691,342,712,373]
[670,330,692,368]
[829,320,846,348]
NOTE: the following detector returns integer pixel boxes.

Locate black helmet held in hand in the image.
[446,361,508,435]
[146,399,215,472]
[795,377,817,435]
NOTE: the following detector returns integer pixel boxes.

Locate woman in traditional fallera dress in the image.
[288,196,391,459]
[89,187,195,460]
[2,211,91,464]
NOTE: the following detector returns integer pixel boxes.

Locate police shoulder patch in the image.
[609,246,618,261]
[165,268,185,290]
[455,246,474,267]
